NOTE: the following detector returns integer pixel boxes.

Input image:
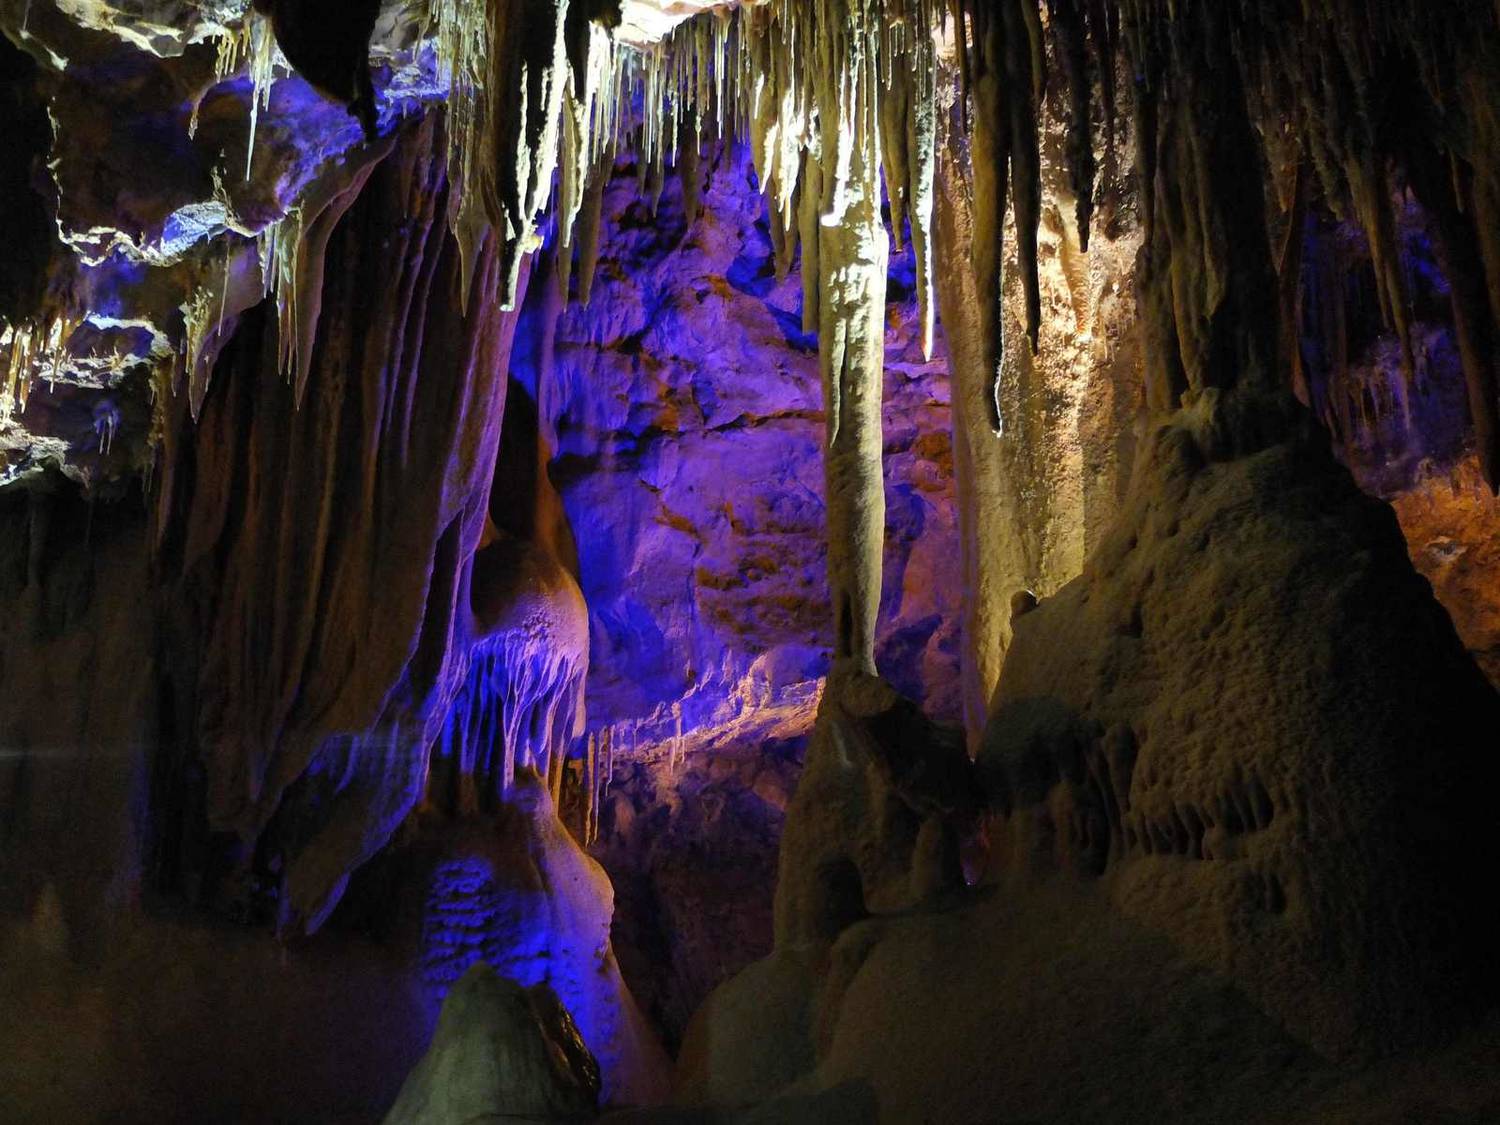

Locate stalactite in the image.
[680,106,703,226]
[1085,0,1117,159]
[438,551,587,813]
[1278,156,1311,407]
[1121,0,1281,430]
[210,10,279,181]
[1049,0,1095,251]
[575,146,612,306]
[555,15,597,303]
[798,151,823,334]
[1,312,77,422]
[1002,0,1044,355]
[815,0,890,674]
[966,4,1009,433]
[583,731,598,844]
[427,0,627,311]
[878,0,937,359]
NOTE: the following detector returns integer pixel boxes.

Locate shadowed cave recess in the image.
[2,0,1500,1122]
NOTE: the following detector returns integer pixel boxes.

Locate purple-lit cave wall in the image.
[507,141,962,1044]
[514,142,961,751]
[1299,199,1471,494]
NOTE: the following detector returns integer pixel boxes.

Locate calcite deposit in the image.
[3,0,1500,1121]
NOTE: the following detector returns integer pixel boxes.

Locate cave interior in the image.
[3,0,1500,1122]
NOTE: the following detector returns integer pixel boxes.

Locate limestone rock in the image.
[982,412,1500,1058]
[383,962,600,1125]
[410,771,672,1107]
[773,668,975,950]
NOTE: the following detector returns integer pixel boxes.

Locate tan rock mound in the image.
[982,413,1500,1058]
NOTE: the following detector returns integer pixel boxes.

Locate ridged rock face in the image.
[981,412,1500,1059]
[397,773,671,1107]
[152,117,528,933]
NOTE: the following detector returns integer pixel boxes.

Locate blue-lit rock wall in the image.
[515,141,962,760]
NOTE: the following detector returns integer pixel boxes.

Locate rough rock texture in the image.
[396,772,671,1107]
[1390,456,1500,687]
[671,415,1500,1122]
[934,72,1144,746]
[537,143,963,742]
[672,873,1500,1125]
[672,668,980,1114]
[982,415,1500,1058]
[590,736,803,1052]
[384,963,600,1125]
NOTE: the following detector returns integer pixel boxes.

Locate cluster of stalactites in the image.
[206,7,280,178]
[579,725,618,845]
[953,0,1117,433]
[633,0,1125,425]
[626,0,941,360]
[1122,0,1500,483]
[0,313,81,422]
[430,0,629,311]
[436,633,588,815]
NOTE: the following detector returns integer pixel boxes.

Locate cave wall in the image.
[4,0,1500,1120]
[534,142,964,739]
[0,110,669,1117]
[508,141,959,1046]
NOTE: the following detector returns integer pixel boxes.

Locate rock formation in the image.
[4,0,1500,1121]
[984,415,1500,1058]
[383,963,601,1125]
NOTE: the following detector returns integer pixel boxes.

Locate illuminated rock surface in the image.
[383,964,601,1125]
[3,0,1500,1122]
